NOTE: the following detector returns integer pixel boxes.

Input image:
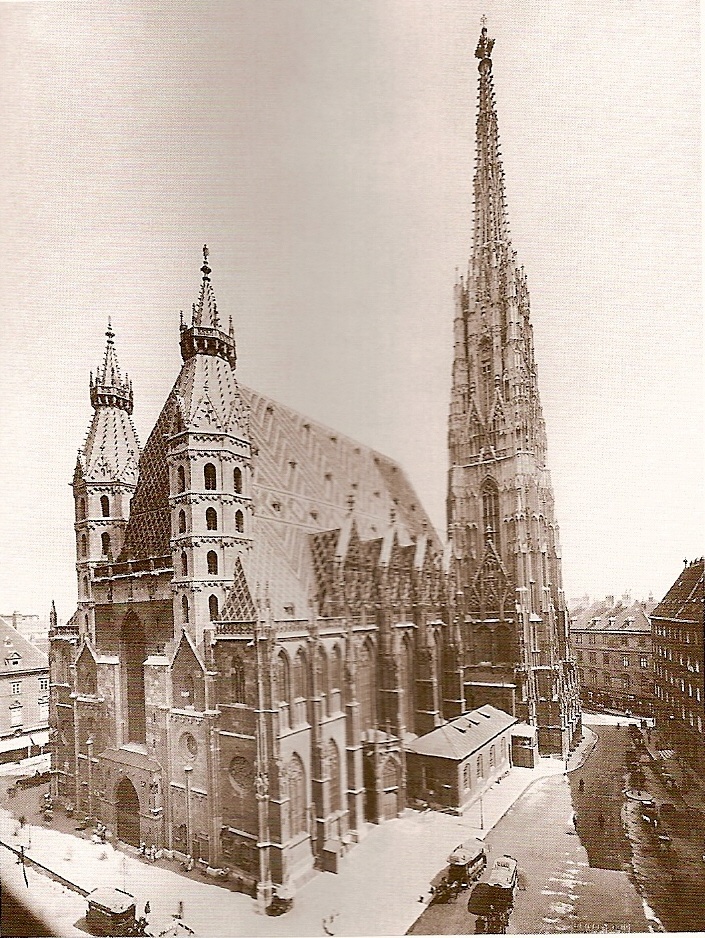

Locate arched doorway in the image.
[379,757,400,821]
[116,777,140,847]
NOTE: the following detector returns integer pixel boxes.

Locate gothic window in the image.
[180,674,195,708]
[206,507,218,531]
[293,648,308,700]
[100,495,109,517]
[101,532,110,557]
[78,653,97,695]
[80,534,87,557]
[208,594,219,620]
[235,510,244,534]
[231,655,246,704]
[234,467,242,494]
[181,595,189,623]
[489,745,495,769]
[177,465,186,493]
[204,463,217,491]
[288,754,307,838]
[316,646,328,715]
[276,652,291,706]
[178,509,186,534]
[477,754,483,779]
[357,640,375,732]
[331,645,343,693]
[328,740,341,814]
[207,551,218,575]
[77,497,86,520]
[501,737,507,761]
[400,635,414,732]
[481,478,500,546]
[382,758,399,790]
[121,613,146,743]
[180,552,188,577]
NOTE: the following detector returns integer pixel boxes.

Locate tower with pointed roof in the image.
[447,26,580,756]
[73,322,140,643]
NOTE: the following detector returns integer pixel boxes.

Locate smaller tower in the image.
[73,321,140,640]
[168,246,253,646]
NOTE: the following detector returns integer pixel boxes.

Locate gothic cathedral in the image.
[49,26,580,899]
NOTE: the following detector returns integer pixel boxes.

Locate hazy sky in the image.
[0,1,701,624]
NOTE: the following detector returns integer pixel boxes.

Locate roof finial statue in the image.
[475,19,495,65]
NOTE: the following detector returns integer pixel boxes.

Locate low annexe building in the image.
[406,705,519,813]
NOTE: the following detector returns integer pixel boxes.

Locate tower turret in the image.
[168,246,253,647]
[73,322,141,640]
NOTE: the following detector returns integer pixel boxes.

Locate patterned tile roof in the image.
[652,559,704,623]
[118,364,441,620]
[78,407,140,485]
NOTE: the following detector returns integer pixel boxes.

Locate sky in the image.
[0,0,701,624]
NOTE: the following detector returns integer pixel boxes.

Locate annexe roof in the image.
[651,559,704,624]
[406,705,517,761]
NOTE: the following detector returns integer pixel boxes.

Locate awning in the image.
[0,730,49,754]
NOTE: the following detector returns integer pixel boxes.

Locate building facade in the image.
[569,598,656,716]
[50,26,579,900]
[446,27,581,755]
[1,617,50,762]
[652,558,704,777]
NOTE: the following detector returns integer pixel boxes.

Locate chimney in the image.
[606,595,615,607]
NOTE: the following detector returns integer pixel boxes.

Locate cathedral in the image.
[49,26,580,899]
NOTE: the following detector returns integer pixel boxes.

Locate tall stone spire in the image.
[447,23,581,758]
[180,245,237,367]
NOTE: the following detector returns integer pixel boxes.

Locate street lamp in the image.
[184,764,193,858]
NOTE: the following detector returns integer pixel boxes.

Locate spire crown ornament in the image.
[90,320,133,413]
[179,245,237,367]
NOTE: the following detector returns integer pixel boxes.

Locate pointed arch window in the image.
[293,648,308,700]
[481,478,500,548]
[177,466,186,493]
[316,646,329,716]
[178,509,186,534]
[331,645,343,693]
[83,576,90,598]
[328,740,341,814]
[288,755,307,837]
[100,495,110,517]
[77,498,86,521]
[208,594,219,620]
[357,640,375,732]
[231,655,246,704]
[234,467,242,494]
[101,532,110,557]
[180,552,188,577]
[276,652,291,708]
[181,595,190,624]
[204,463,217,491]
[181,673,195,708]
[207,551,218,575]
[235,510,244,534]
[206,507,218,531]
[80,534,87,557]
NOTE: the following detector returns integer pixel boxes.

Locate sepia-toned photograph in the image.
[0,2,702,936]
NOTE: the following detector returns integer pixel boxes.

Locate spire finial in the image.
[201,244,211,281]
[475,19,495,64]
[106,317,114,343]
